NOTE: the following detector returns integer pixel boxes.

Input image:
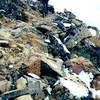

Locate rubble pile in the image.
[0,0,100,100]
[0,0,54,21]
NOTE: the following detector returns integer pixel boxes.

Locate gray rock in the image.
[0,40,9,47]
[0,80,11,94]
[0,0,28,20]
[16,77,33,100]
[0,51,3,59]
[65,23,92,48]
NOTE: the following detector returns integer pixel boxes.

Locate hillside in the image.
[0,0,100,100]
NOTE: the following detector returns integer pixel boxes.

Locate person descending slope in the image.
[40,0,49,17]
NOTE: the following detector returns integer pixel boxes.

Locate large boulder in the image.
[65,22,92,48]
[69,56,97,74]
[28,57,41,76]
[16,77,33,100]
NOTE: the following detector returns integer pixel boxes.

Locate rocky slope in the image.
[0,0,100,100]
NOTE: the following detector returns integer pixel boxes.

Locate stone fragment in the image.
[16,77,33,100]
[70,56,97,74]
[91,73,100,90]
[0,40,9,47]
[0,80,11,94]
[0,51,3,59]
[28,57,41,76]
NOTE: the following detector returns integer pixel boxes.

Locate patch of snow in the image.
[54,80,60,86]
[32,0,37,2]
[59,77,89,97]
[78,71,93,89]
[63,23,71,27]
[44,96,49,100]
[62,44,70,54]
[9,65,14,69]
[97,66,100,72]
[52,23,58,26]
[89,28,97,36]
[90,89,100,99]
[75,41,77,44]
[63,35,72,43]
[63,17,69,21]
[63,69,100,99]
[0,40,9,44]
[44,39,51,43]
[53,36,62,44]
[46,85,52,95]
[53,36,70,54]
[28,73,40,79]
[63,36,68,42]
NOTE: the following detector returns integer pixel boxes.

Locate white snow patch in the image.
[44,39,51,43]
[63,69,100,99]
[54,80,60,86]
[53,36,70,54]
[64,36,68,42]
[32,0,37,2]
[9,65,14,69]
[97,66,100,71]
[89,28,97,36]
[63,23,71,27]
[62,44,70,54]
[46,85,52,95]
[52,23,58,26]
[53,36,62,44]
[28,73,40,79]
[44,96,49,100]
[78,71,93,89]
[91,89,100,99]
[59,77,89,97]
[75,41,78,44]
